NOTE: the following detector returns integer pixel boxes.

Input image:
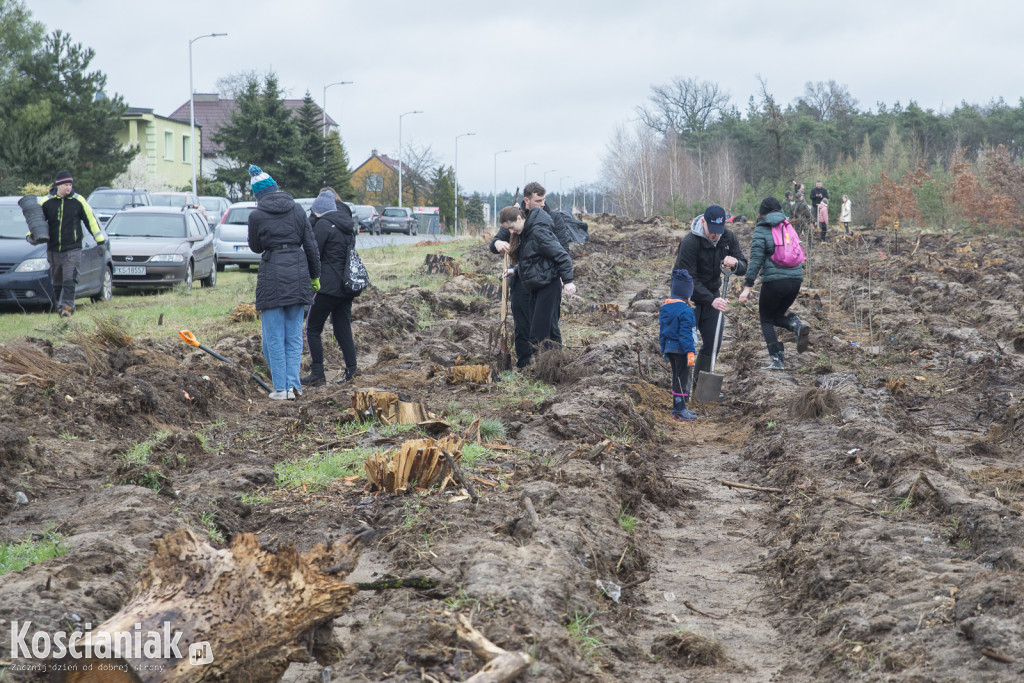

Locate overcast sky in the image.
[40,0,1024,195]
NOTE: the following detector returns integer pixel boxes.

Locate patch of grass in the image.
[566,609,604,660]
[378,422,421,438]
[884,495,914,516]
[359,238,479,293]
[617,507,640,533]
[0,529,68,576]
[461,443,499,468]
[497,371,555,405]
[478,417,506,441]
[58,430,79,440]
[239,492,272,506]
[444,588,481,613]
[274,448,368,491]
[199,511,225,545]
[400,500,424,530]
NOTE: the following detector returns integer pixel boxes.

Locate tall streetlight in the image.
[559,175,572,211]
[189,32,226,197]
[523,161,539,186]
[322,81,353,182]
[454,132,475,236]
[493,149,511,228]
[398,110,423,208]
[543,169,557,189]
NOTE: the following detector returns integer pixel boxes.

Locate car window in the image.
[0,206,26,238]
[152,194,188,207]
[199,197,225,211]
[187,214,203,237]
[224,207,255,224]
[354,207,371,218]
[382,208,407,217]
[88,193,135,210]
[106,214,187,238]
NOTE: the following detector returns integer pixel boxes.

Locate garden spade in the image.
[178,329,272,392]
[693,269,732,403]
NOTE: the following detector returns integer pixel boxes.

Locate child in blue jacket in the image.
[659,269,699,421]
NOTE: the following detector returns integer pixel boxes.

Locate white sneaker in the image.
[268,390,289,400]
[287,388,297,400]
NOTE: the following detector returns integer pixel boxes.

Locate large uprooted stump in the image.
[49,527,370,682]
[424,253,461,276]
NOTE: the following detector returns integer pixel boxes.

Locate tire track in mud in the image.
[635,420,804,681]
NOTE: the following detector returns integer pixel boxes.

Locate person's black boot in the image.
[761,343,785,370]
[786,314,810,354]
[301,362,325,387]
[335,366,357,384]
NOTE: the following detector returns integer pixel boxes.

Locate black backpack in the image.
[343,247,369,296]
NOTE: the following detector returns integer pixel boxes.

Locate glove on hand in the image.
[94,232,106,243]
[310,278,321,292]
[687,352,695,367]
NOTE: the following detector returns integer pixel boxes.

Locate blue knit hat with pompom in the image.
[248,165,278,199]
[671,269,694,300]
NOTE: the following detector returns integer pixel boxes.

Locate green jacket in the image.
[743,211,803,287]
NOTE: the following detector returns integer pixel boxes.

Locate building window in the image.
[182,135,192,163]
[164,131,173,160]
[366,174,383,192]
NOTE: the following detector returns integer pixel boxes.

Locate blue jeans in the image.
[261,304,305,392]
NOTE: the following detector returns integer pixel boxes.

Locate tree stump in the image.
[445,365,493,385]
[364,436,465,493]
[424,254,461,276]
[49,528,369,682]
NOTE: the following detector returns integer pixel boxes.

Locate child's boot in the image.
[672,393,697,421]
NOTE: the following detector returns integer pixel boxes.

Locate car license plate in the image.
[114,265,146,276]
[234,245,251,252]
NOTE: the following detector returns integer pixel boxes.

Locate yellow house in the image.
[351,149,429,206]
[118,108,199,190]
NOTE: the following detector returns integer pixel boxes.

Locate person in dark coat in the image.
[491,182,572,361]
[246,165,321,400]
[39,169,105,316]
[499,205,576,367]
[671,205,747,391]
[302,190,359,386]
[738,197,809,370]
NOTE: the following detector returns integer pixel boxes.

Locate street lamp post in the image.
[493,149,511,229]
[523,161,539,187]
[543,169,557,189]
[559,175,572,211]
[398,110,423,208]
[454,132,475,236]
[322,80,353,183]
[189,32,226,198]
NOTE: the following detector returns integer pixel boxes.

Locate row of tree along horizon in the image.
[602,77,1024,231]
[4,2,1022,231]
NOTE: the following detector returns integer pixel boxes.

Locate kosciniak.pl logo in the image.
[9,621,213,665]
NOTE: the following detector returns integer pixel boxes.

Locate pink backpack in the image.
[770,220,806,268]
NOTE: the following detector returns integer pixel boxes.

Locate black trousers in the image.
[517,278,562,365]
[758,278,801,347]
[511,276,561,364]
[667,353,692,397]
[305,292,356,370]
[694,302,725,358]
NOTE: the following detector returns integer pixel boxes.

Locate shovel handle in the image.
[179,330,199,347]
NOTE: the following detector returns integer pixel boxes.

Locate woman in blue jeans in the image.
[246,165,321,399]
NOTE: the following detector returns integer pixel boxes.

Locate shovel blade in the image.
[693,371,724,403]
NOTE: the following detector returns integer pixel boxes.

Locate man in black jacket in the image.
[672,205,747,389]
[39,169,105,316]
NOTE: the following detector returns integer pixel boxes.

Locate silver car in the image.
[214,201,259,271]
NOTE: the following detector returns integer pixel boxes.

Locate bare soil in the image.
[2,217,1023,682]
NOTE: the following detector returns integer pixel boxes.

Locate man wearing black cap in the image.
[672,205,747,391]
[39,169,105,316]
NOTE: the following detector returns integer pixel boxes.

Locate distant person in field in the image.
[739,197,808,371]
[790,191,813,237]
[659,269,698,421]
[840,195,852,234]
[810,180,829,238]
[672,205,747,392]
[498,205,576,368]
[782,191,795,218]
[817,198,829,241]
[520,181,570,344]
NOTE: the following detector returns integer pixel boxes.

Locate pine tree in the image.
[464,192,485,227]
[324,130,355,201]
[428,165,455,229]
[293,92,324,196]
[214,72,309,198]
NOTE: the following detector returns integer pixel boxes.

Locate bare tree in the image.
[637,77,730,201]
[799,80,858,121]
[216,70,266,99]
[601,121,662,218]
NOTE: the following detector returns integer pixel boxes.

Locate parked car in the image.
[380,206,417,235]
[86,187,151,226]
[199,196,231,228]
[0,196,113,309]
[105,206,217,289]
[150,192,207,222]
[352,205,381,234]
[294,197,316,213]
[214,201,259,271]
